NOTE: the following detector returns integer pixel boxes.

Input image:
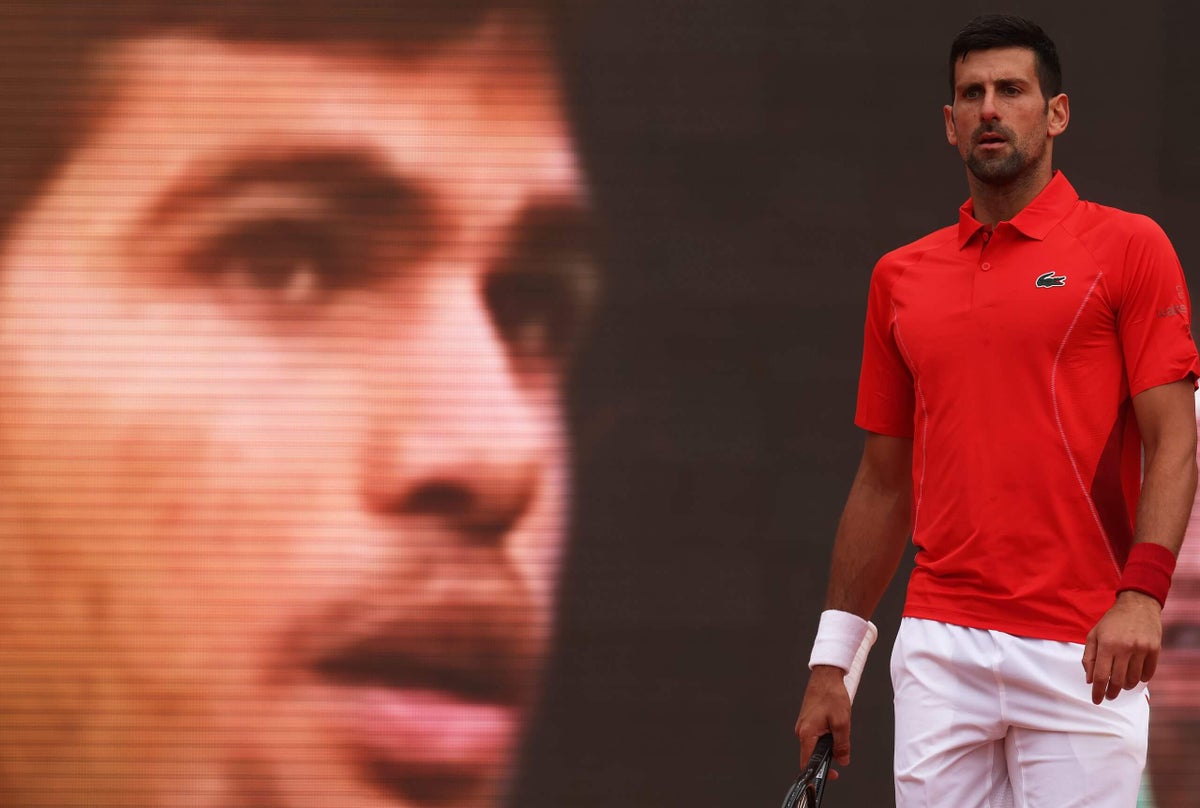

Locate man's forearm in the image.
[1131,379,1199,556]
[1133,443,1197,555]
[823,434,913,618]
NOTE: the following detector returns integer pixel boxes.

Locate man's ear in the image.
[944,104,958,146]
[1047,93,1069,138]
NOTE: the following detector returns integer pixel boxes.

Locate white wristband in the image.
[808,609,879,703]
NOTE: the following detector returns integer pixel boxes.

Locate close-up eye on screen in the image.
[0,2,1199,808]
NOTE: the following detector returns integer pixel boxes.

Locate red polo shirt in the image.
[857,172,1200,643]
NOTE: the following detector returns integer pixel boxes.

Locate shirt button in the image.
[981,262,991,271]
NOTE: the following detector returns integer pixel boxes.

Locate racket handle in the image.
[811,732,834,762]
[842,621,878,703]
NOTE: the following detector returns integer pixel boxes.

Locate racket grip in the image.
[842,621,878,703]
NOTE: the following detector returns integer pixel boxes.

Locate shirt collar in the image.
[956,171,1079,249]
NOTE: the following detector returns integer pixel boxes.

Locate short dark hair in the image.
[0,0,555,242]
[948,14,1062,100]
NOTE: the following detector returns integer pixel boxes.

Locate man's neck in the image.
[966,166,1054,228]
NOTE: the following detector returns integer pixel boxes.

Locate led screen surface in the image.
[0,2,1198,808]
[0,3,594,806]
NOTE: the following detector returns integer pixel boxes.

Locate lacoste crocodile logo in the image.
[1035,271,1067,288]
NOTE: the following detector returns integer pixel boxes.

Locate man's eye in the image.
[484,259,593,365]
[189,219,354,303]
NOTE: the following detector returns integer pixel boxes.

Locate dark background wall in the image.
[516,1,1200,805]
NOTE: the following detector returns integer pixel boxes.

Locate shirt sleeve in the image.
[1115,217,1200,397]
[854,259,915,436]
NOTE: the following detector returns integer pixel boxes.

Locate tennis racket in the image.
[780,733,832,808]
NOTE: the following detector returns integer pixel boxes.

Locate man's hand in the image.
[1082,590,1163,705]
[794,665,852,778]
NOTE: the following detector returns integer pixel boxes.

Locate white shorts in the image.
[890,617,1149,808]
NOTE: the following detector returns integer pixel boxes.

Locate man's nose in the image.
[360,276,546,543]
[980,88,1000,120]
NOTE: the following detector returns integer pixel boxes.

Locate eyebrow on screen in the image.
[135,147,598,298]
[141,148,428,231]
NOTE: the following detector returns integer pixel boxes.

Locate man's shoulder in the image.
[873,223,959,277]
[1057,199,1183,279]
[1062,197,1172,245]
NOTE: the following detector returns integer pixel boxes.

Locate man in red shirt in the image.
[794,14,1200,806]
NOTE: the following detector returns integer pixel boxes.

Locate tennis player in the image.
[794,14,1200,807]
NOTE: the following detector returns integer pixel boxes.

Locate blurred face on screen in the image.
[0,11,594,808]
[1150,534,1200,808]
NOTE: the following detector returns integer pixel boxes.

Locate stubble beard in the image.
[966,144,1029,185]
